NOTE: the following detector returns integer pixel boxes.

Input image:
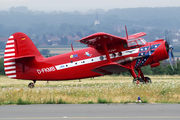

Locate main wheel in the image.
[133,77,144,84]
[28,82,34,88]
[144,77,152,84]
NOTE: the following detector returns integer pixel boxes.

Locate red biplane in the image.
[4,27,174,87]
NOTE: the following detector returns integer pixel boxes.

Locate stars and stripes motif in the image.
[140,46,150,52]
[135,44,161,68]
[150,44,160,49]
[4,35,17,78]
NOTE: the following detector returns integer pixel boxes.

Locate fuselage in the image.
[15,39,168,81]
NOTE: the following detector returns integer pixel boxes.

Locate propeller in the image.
[164,30,176,70]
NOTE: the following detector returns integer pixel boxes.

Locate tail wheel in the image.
[144,77,152,84]
[133,77,144,84]
[28,82,34,88]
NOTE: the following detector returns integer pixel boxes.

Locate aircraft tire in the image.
[133,77,144,84]
[28,82,34,88]
[144,77,152,84]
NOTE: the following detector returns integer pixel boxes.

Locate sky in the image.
[0,0,180,12]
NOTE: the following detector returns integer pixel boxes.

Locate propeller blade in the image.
[164,29,171,45]
[171,51,174,58]
[165,29,176,70]
[169,51,174,70]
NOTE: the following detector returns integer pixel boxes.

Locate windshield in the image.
[127,38,146,48]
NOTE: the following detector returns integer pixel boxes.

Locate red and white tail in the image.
[4,35,16,78]
[4,32,43,79]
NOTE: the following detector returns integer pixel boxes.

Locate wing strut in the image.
[102,42,112,63]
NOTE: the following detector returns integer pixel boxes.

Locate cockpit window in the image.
[127,38,146,48]
[128,41,137,46]
[137,39,144,45]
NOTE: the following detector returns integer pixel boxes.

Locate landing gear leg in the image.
[28,80,36,88]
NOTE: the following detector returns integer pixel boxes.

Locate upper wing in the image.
[77,32,127,48]
[124,32,146,40]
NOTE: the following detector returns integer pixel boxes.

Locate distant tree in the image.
[40,49,50,55]
[76,31,83,38]
[60,36,68,45]
[0,41,5,49]
[141,65,153,75]
[87,30,96,36]
[152,64,166,75]
[0,59,5,75]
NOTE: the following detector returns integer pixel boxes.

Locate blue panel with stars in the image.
[135,58,142,68]
[150,44,161,49]
[138,52,146,56]
[140,46,150,52]
[135,44,161,68]
[138,57,148,67]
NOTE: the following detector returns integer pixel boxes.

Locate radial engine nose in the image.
[151,40,169,63]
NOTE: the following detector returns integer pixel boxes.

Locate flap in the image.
[92,62,130,75]
[77,32,127,48]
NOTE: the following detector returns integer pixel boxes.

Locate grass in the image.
[17,98,32,105]
[0,75,180,105]
[97,98,112,104]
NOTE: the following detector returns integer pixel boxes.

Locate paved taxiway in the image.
[0,104,180,120]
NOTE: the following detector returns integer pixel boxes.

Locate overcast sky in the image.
[0,0,180,12]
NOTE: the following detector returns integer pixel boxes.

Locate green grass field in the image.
[0,75,180,105]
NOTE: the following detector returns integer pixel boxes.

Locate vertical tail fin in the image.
[4,32,43,78]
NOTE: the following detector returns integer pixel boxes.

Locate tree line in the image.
[1,7,180,40]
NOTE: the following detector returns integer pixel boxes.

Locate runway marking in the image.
[1,116,180,119]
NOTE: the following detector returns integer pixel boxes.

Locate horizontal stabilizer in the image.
[92,62,129,75]
[4,55,35,61]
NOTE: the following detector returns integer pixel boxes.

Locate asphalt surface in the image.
[0,104,180,120]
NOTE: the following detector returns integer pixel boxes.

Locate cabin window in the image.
[100,56,104,60]
[127,38,146,48]
[118,52,122,56]
[112,53,116,57]
[128,41,137,46]
[137,39,144,45]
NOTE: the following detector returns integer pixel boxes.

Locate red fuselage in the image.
[4,32,169,82]
[15,39,168,80]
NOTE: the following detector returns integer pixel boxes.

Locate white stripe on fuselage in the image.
[55,48,139,71]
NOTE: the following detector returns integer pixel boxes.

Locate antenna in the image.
[125,26,128,40]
